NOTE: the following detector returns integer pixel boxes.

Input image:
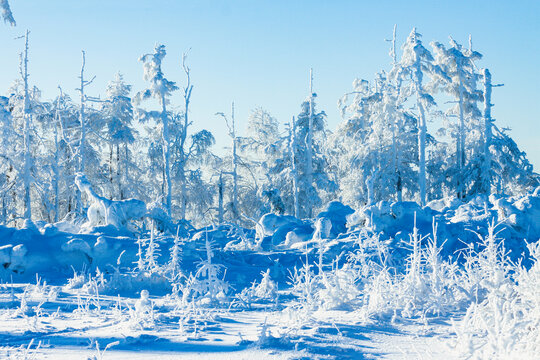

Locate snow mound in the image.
[348,201,436,235]
[316,201,354,238]
[346,190,540,260]
[492,189,540,239]
[75,173,147,230]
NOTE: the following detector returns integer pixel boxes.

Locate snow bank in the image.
[0,223,136,282]
[491,188,540,239]
[316,201,354,238]
[347,190,540,260]
[347,201,436,235]
[256,213,306,248]
[0,191,538,288]
[256,201,353,250]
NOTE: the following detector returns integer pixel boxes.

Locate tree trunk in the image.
[218,172,224,224]
[109,144,114,198]
[305,69,314,218]
[457,73,465,200]
[123,142,129,199]
[231,103,238,222]
[53,96,61,222]
[22,30,32,220]
[415,78,427,207]
[77,50,88,215]
[161,95,172,216]
[482,68,493,195]
[290,116,300,218]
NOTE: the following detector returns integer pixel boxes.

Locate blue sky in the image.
[1,0,539,169]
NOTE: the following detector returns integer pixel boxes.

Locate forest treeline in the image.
[0,28,538,227]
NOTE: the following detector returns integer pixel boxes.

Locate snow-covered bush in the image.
[352,218,469,321]
[451,229,540,359]
[234,269,278,309]
[178,232,229,307]
[129,289,155,329]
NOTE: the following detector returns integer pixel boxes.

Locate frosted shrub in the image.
[356,218,465,320]
[513,240,540,355]
[179,233,229,307]
[235,269,278,309]
[165,228,184,282]
[69,230,172,296]
[6,339,41,360]
[398,220,463,317]
[454,222,512,307]
[64,270,88,290]
[451,223,539,359]
[422,231,462,315]
[87,340,119,360]
[317,259,361,310]
[14,275,52,318]
[129,289,155,329]
[13,287,29,317]
[176,300,215,338]
[253,269,278,300]
[144,224,161,272]
[397,218,430,316]
[286,253,361,316]
[283,230,391,321]
[357,264,394,322]
[287,260,317,311]
[181,262,228,306]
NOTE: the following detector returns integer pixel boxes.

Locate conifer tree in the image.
[391,28,437,206]
[102,73,136,199]
[431,38,482,199]
[134,44,178,216]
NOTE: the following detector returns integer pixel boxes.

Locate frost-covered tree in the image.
[292,91,333,218]
[489,125,539,194]
[305,70,315,215]
[237,107,284,216]
[216,103,240,222]
[334,74,417,207]
[134,44,179,216]
[101,73,136,200]
[76,51,95,175]
[50,92,89,215]
[74,50,105,216]
[19,30,32,219]
[175,53,193,221]
[0,31,45,222]
[481,68,493,194]
[49,89,67,221]
[390,28,438,206]
[6,82,53,223]
[333,79,376,207]
[1,0,15,26]
[23,96,58,223]
[0,95,16,224]
[430,38,483,199]
[474,67,536,196]
[169,53,215,222]
[478,68,539,195]
[289,116,300,217]
[170,111,215,223]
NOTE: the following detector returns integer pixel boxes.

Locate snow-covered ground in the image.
[0,301,457,359]
[0,191,539,359]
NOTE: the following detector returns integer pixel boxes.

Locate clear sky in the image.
[1,0,539,169]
